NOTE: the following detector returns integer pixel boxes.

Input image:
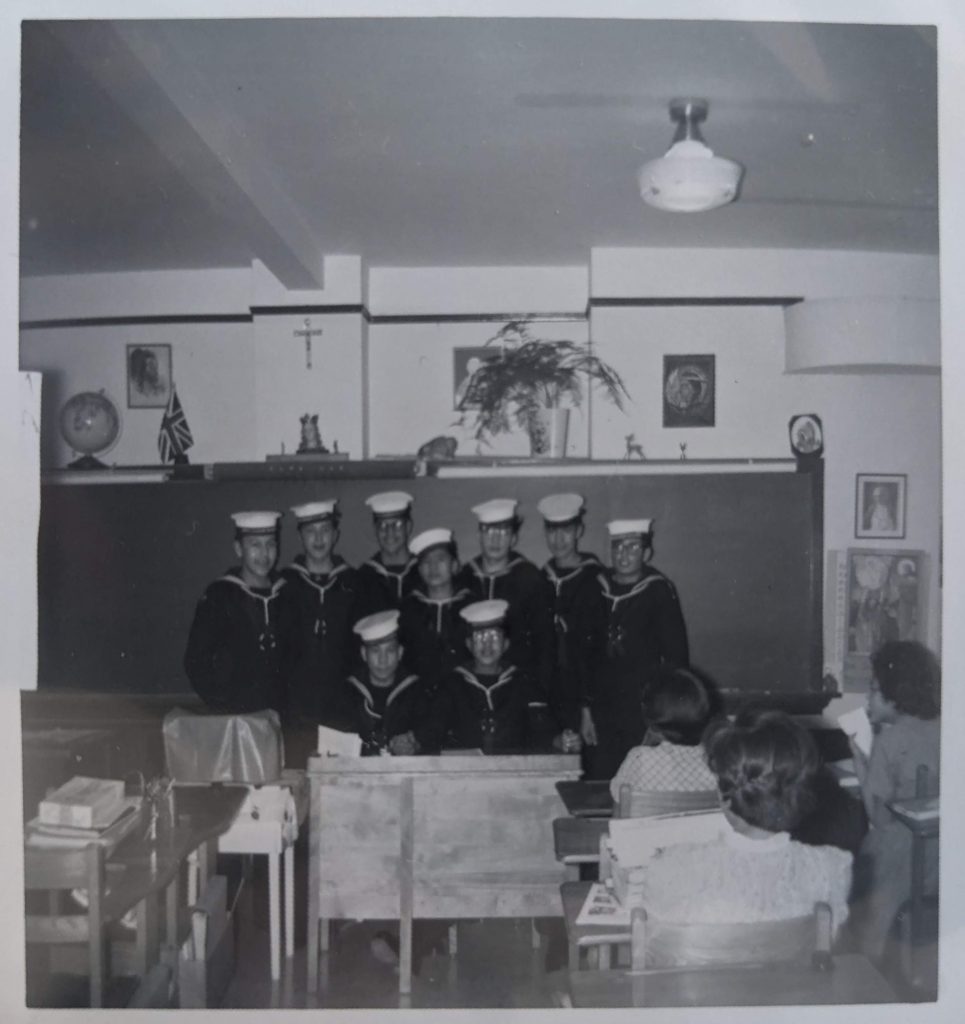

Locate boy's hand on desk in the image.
[553,730,582,754]
[389,731,419,755]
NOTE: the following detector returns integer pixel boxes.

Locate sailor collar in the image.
[347,673,420,717]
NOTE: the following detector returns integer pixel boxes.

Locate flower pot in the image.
[528,406,570,458]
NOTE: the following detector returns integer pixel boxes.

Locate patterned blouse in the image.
[610,742,717,801]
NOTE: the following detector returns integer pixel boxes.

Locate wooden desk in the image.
[560,880,630,970]
[555,780,614,818]
[306,753,580,995]
[562,953,896,1006]
[553,818,609,879]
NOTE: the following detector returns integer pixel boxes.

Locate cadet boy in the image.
[346,610,426,756]
[399,527,473,689]
[282,499,364,733]
[456,498,555,710]
[184,510,291,714]
[358,491,419,610]
[581,518,689,780]
[538,493,603,736]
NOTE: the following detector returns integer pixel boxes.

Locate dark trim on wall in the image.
[366,311,587,324]
[591,297,803,308]
[19,313,254,329]
[249,304,365,317]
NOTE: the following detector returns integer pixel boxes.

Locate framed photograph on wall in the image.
[453,346,494,410]
[662,354,715,427]
[126,343,172,409]
[843,548,925,688]
[855,472,906,539]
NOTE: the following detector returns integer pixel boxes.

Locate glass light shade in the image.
[638,139,743,213]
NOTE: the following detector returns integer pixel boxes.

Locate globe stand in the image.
[67,454,108,470]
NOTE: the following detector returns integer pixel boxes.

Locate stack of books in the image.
[26,775,142,850]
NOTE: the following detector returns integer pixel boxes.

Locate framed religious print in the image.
[453,346,494,410]
[855,473,907,539]
[663,354,715,428]
[126,343,172,409]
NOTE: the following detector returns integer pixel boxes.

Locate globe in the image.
[59,390,122,469]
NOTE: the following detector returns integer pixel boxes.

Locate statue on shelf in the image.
[297,414,329,454]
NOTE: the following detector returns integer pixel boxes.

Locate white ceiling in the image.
[20,18,938,284]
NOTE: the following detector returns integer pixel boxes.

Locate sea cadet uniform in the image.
[184,511,292,714]
[456,499,556,706]
[281,500,365,729]
[584,518,689,779]
[357,491,419,610]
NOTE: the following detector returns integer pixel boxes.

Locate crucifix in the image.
[293,317,323,369]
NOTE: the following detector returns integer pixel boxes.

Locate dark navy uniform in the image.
[280,554,365,728]
[184,569,291,714]
[457,554,556,704]
[344,669,427,756]
[398,584,473,690]
[584,566,689,779]
[358,554,419,612]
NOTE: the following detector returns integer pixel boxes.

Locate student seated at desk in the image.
[184,510,292,714]
[421,599,580,754]
[345,610,428,756]
[631,711,852,963]
[609,666,718,802]
[848,641,941,960]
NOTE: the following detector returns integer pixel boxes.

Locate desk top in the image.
[889,796,940,835]
[564,953,895,1007]
[555,780,614,818]
[307,752,581,777]
[561,880,631,947]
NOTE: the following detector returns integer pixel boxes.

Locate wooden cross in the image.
[293,317,323,369]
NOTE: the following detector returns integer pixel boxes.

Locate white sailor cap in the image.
[231,510,281,535]
[537,493,585,524]
[460,599,509,630]
[365,491,414,518]
[607,518,654,539]
[291,499,338,524]
[409,527,454,559]
[471,498,518,526]
[353,609,401,644]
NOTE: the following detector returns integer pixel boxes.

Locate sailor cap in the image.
[607,518,654,538]
[409,528,454,558]
[231,511,281,534]
[471,498,518,525]
[353,609,401,644]
[460,599,509,629]
[291,499,338,524]
[365,491,414,517]
[537,493,585,524]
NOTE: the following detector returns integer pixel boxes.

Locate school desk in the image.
[305,752,580,995]
[554,780,614,818]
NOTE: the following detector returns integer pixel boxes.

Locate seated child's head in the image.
[704,710,819,834]
[410,528,459,594]
[641,667,713,746]
[870,640,940,723]
[354,610,404,687]
[461,599,510,673]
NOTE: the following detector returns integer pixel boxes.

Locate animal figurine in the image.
[624,433,645,460]
[297,413,328,454]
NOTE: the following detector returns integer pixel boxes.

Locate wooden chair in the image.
[24,842,109,1007]
[616,784,719,819]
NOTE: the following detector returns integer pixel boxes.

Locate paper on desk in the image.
[834,706,873,757]
[317,725,362,757]
[608,811,727,867]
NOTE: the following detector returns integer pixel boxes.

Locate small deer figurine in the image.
[624,433,645,460]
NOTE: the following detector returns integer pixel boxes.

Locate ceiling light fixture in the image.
[638,98,743,213]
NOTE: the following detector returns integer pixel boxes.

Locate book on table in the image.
[38,775,126,828]
[26,796,143,850]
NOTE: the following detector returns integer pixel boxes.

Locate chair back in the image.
[617,784,719,819]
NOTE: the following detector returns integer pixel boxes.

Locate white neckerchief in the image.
[219,573,285,625]
[454,665,516,711]
[346,673,420,719]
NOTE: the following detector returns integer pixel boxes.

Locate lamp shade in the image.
[639,139,743,213]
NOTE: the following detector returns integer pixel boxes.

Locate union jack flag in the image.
[158,385,194,463]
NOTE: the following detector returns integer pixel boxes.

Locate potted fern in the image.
[456,321,629,456]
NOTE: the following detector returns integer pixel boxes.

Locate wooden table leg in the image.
[307,775,320,993]
[284,843,295,959]
[187,849,199,907]
[398,776,415,996]
[135,893,159,978]
[269,852,281,981]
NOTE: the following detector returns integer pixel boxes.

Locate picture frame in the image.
[126,343,172,409]
[843,547,925,688]
[662,354,715,428]
[453,346,494,410]
[855,472,907,539]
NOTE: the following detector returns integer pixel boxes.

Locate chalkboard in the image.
[37,464,824,708]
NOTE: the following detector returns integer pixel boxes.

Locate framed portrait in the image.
[453,346,494,410]
[844,548,925,688]
[855,473,906,539]
[662,354,715,428]
[126,343,172,408]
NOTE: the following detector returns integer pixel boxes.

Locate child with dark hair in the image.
[628,710,852,960]
[849,640,941,959]
[609,667,717,801]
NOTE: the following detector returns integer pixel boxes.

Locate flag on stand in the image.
[158,385,194,464]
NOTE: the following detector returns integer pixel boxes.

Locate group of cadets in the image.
[183,490,689,778]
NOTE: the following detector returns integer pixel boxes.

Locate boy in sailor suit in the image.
[281,499,364,732]
[399,527,473,690]
[357,491,419,611]
[456,499,556,721]
[581,518,690,780]
[345,611,426,756]
[184,510,292,714]
[538,493,604,736]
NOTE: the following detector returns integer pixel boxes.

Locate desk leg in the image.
[187,850,199,907]
[598,943,611,970]
[198,838,215,894]
[307,776,321,993]
[284,844,295,959]
[165,875,179,948]
[908,833,925,986]
[135,894,159,977]
[398,776,415,996]
[269,852,281,981]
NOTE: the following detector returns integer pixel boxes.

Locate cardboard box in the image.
[38,776,125,829]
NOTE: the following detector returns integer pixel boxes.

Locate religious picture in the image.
[662,354,715,428]
[844,548,924,687]
[453,346,496,410]
[126,343,172,409]
[855,473,906,539]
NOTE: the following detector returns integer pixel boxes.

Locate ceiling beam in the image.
[50,22,324,289]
